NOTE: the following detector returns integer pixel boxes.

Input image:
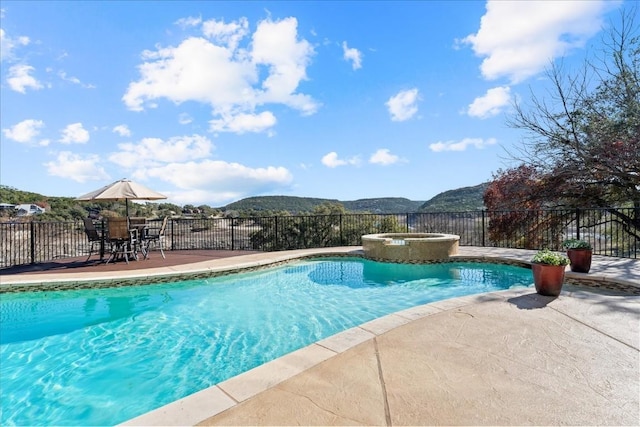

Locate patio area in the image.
[1,247,639,425]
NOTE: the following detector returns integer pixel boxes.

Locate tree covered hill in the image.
[223,195,341,213]
[0,184,488,220]
[418,183,489,212]
[223,196,425,214]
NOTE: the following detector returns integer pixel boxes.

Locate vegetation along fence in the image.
[0,208,638,269]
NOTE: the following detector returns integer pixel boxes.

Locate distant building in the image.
[14,204,46,216]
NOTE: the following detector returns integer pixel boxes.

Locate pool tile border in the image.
[2,252,637,295]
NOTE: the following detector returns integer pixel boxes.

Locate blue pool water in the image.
[0,257,533,426]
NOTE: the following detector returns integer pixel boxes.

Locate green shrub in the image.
[531,249,570,266]
[562,239,592,250]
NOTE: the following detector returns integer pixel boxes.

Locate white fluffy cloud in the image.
[429,137,497,152]
[123,17,318,134]
[44,151,110,182]
[467,86,511,118]
[342,41,363,70]
[59,123,90,144]
[369,149,401,165]
[112,124,131,137]
[386,88,419,122]
[0,27,30,62]
[209,111,276,134]
[137,160,293,203]
[2,119,46,144]
[462,0,615,83]
[7,64,42,93]
[109,134,212,168]
[321,151,361,168]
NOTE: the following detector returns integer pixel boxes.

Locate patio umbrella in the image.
[76,178,167,217]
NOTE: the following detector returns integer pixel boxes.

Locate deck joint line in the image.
[373,337,392,426]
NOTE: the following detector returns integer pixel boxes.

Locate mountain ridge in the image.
[0,183,489,216]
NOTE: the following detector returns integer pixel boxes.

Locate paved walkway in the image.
[2,248,639,425]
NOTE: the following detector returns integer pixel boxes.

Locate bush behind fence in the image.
[1,208,638,268]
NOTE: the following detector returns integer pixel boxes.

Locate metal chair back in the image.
[107,217,132,241]
[83,218,101,242]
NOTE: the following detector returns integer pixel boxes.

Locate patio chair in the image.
[106,217,138,264]
[142,216,167,259]
[128,217,148,255]
[82,218,102,261]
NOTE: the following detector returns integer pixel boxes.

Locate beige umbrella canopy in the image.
[76,178,167,217]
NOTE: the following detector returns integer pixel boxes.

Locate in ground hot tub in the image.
[362,233,460,262]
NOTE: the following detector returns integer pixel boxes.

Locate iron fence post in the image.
[170,219,175,250]
[481,210,486,247]
[30,221,36,264]
[100,218,105,259]
[575,208,581,240]
[231,220,235,251]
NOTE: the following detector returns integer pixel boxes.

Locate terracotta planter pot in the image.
[567,249,592,273]
[531,263,566,296]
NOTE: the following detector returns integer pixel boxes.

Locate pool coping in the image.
[1,246,638,294]
[1,247,638,426]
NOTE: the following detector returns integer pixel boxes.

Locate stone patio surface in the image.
[2,247,638,426]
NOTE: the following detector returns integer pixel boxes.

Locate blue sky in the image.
[0,0,626,207]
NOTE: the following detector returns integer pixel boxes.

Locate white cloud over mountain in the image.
[369,149,401,165]
[321,152,361,168]
[109,134,213,168]
[44,152,109,183]
[136,160,293,205]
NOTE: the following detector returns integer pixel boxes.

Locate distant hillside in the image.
[343,198,423,213]
[223,196,423,214]
[418,183,489,212]
[223,196,341,213]
[0,186,49,205]
[1,183,489,219]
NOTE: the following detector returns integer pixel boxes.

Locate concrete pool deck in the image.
[2,247,639,425]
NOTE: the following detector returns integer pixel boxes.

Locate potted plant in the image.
[530,249,570,296]
[562,239,592,273]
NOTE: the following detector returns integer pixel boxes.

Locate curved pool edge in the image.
[2,247,637,294]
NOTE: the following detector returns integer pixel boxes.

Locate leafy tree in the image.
[489,8,640,241]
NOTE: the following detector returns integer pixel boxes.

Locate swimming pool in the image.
[0,257,533,426]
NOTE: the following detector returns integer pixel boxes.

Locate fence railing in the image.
[1,208,638,268]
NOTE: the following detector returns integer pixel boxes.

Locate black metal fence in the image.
[1,208,638,268]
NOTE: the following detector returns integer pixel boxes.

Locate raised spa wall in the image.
[362,233,460,263]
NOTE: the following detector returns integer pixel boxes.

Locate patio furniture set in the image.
[83,216,167,264]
